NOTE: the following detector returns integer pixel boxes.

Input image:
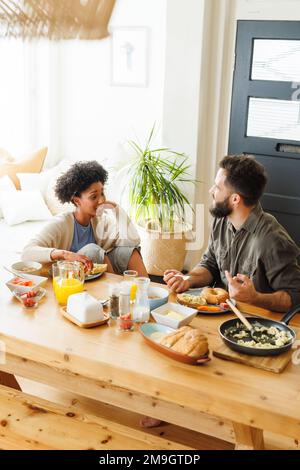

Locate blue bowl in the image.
[148,286,169,310]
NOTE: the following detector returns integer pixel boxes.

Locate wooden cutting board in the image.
[213,328,299,374]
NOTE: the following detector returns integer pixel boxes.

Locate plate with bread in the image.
[139,323,210,365]
[177,287,233,315]
[85,263,107,281]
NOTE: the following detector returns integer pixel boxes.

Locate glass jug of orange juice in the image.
[53,261,84,305]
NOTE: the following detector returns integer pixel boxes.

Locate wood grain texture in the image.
[212,336,298,373]
[1,257,300,449]
[0,384,192,450]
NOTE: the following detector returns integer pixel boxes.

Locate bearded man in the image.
[164,155,300,312]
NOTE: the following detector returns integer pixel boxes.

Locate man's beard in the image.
[209,196,232,218]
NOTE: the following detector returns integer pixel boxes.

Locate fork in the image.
[153,265,190,281]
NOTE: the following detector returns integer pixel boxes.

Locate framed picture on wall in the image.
[110,27,148,87]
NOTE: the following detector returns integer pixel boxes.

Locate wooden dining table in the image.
[1,257,300,450]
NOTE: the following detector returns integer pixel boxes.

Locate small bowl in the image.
[151,302,198,329]
[148,286,169,310]
[6,273,47,294]
[13,287,46,308]
[117,314,134,332]
[11,261,42,276]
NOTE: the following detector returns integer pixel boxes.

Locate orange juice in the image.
[53,277,84,305]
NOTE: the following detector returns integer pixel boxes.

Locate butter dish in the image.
[66,292,104,323]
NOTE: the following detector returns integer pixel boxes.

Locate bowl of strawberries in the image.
[13,287,46,308]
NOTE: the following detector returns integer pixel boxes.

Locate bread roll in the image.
[160,326,208,358]
[160,326,192,348]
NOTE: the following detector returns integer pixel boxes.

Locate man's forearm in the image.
[253,291,292,313]
[187,267,214,288]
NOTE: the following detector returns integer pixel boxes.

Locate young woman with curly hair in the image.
[22,160,148,276]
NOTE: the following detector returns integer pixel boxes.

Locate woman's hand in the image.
[97,200,117,210]
[64,251,93,272]
[51,249,93,272]
[163,269,190,293]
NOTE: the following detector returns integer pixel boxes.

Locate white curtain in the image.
[0,39,51,160]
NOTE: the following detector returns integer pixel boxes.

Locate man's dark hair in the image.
[55,160,108,204]
[219,154,267,206]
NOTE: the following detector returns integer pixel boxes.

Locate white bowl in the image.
[11,261,42,276]
[6,273,47,294]
[148,286,169,310]
[151,302,198,329]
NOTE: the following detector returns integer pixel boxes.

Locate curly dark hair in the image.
[55,160,108,204]
[220,155,267,206]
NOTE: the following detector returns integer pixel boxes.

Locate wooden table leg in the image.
[233,422,264,450]
[0,371,21,391]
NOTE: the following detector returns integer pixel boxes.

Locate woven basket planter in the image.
[137,221,193,276]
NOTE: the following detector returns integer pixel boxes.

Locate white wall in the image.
[54,0,166,168]
[162,0,204,201]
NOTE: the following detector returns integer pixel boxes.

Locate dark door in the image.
[228,20,300,245]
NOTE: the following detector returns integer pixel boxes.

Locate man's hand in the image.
[163,269,190,293]
[225,271,258,303]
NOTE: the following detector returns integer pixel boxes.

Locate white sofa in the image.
[0,219,49,255]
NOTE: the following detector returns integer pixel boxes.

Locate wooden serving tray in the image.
[61,307,110,328]
[213,341,292,373]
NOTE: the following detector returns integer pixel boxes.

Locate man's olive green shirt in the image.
[198,204,300,307]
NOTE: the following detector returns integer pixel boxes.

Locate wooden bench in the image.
[0,379,233,450]
[1,377,298,450]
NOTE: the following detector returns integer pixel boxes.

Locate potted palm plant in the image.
[123,125,197,275]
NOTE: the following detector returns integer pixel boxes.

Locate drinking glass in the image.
[123,270,138,281]
[123,270,138,302]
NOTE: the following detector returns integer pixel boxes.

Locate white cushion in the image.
[0,175,16,218]
[17,167,56,197]
[0,189,52,226]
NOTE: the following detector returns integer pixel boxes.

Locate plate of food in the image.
[85,263,107,281]
[177,287,233,315]
[139,323,210,365]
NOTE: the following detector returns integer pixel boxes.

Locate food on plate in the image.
[86,263,107,276]
[220,302,229,310]
[11,277,33,286]
[177,288,229,309]
[160,326,208,358]
[177,293,207,308]
[201,287,228,305]
[196,305,222,312]
[224,322,293,349]
[159,325,190,348]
